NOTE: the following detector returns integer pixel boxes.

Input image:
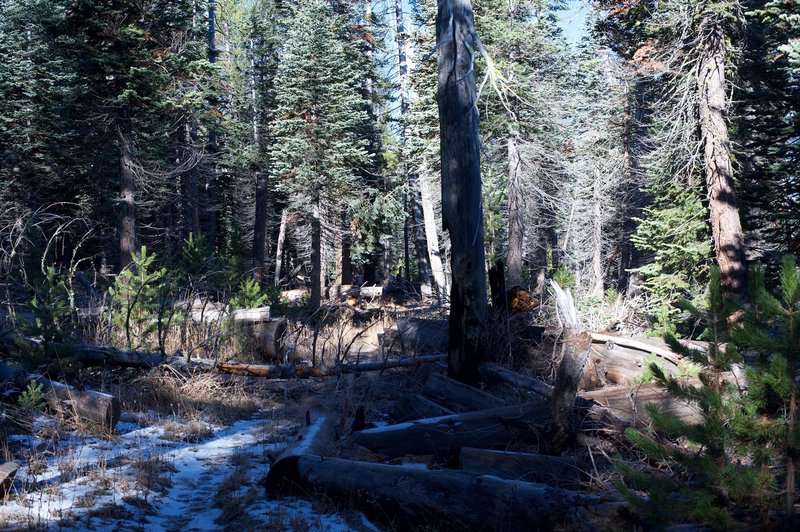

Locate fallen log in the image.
[422,372,505,413]
[232,306,270,323]
[37,376,121,430]
[265,455,608,530]
[479,362,553,398]
[349,402,549,460]
[582,382,702,427]
[389,393,454,422]
[250,319,287,360]
[459,447,583,488]
[217,354,447,379]
[0,334,164,368]
[590,333,684,367]
[1,461,18,496]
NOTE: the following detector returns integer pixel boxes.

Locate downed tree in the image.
[389,393,454,422]
[1,461,18,496]
[0,334,164,368]
[459,447,583,488]
[37,376,121,430]
[348,401,549,459]
[217,354,447,379]
[479,361,553,398]
[422,372,505,412]
[582,382,702,427]
[266,454,609,530]
[382,317,448,357]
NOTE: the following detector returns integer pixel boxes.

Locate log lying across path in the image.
[349,402,549,459]
[267,454,609,530]
[217,354,447,379]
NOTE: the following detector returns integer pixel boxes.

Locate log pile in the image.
[261,326,709,529]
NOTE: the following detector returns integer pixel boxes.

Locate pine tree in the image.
[269,0,373,308]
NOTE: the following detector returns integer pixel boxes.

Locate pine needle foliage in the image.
[619,267,774,530]
[733,256,800,515]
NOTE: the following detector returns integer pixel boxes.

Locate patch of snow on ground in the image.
[2,413,367,531]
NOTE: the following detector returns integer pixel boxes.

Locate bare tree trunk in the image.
[591,168,604,297]
[437,0,488,385]
[117,112,136,272]
[274,209,288,286]
[506,133,524,288]
[251,39,268,284]
[203,0,219,249]
[698,17,747,301]
[182,122,201,239]
[310,204,322,309]
[420,168,447,296]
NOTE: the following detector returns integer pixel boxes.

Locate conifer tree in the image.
[269,0,373,308]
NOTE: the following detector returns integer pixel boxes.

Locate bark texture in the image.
[698,16,747,300]
[437,0,488,385]
[506,133,524,288]
[117,113,136,272]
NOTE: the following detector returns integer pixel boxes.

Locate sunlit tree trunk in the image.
[698,16,747,301]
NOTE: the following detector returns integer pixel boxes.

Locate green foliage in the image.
[180,233,216,278]
[619,267,774,529]
[18,380,46,412]
[26,266,73,344]
[230,277,271,310]
[108,246,169,350]
[551,267,575,291]
[631,184,710,329]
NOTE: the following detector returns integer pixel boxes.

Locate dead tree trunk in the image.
[310,204,322,309]
[507,132,524,288]
[591,168,604,297]
[698,16,747,301]
[266,455,606,530]
[39,377,121,430]
[274,209,288,286]
[546,281,591,454]
[117,111,136,272]
[437,0,488,385]
[420,168,447,295]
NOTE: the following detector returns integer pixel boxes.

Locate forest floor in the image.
[2,292,628,530]
[2,372,384,531]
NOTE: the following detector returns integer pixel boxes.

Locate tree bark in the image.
[437,0,488,385]
[253,170,268,284]
[183,121,201,239]
[349,401,549,459]
[310,204,322,309]
[423,372,506,412]
[39,377,121,430]
[266,455,605,530]
[459,447,583,488]
[117,111,136,272]
[274,209,288,286]
[698,16,747,301]
[591,168,604,297]
[507,132,524,288]
[420,169,447,295]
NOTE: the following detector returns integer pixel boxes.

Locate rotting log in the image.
[37,377,121,430]
[349,401,549,460]
[1,461,19,496]
[423,372,505,413]
[217,354,447,379]
[479,362,553,398]
[251,319,287,360]
[582,382,702,427]
[459,447,583,488]
[0,334,164,368]
[389,393,454,422]
[266,455,608,530]
[232,306,270,323]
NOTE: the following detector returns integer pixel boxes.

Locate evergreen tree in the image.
[269,0,373,308]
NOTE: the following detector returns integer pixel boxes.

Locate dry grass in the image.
[130,455,176,495]
[119,370,262,425]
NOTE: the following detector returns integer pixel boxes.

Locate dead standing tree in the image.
[437,0,488,385]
